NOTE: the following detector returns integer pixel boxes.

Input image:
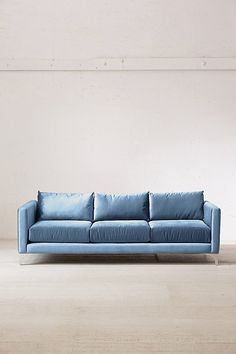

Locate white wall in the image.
[0,1,236,242]
[1,0,236,68]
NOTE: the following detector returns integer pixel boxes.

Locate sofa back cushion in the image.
[94,193,149,221]
[38,192,93,221]
[149,191,204,220]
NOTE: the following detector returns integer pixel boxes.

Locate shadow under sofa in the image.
[17,191,221,264]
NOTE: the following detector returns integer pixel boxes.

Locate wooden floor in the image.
[0,241,236,354]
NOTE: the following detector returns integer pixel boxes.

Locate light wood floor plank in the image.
[0,241,236,354]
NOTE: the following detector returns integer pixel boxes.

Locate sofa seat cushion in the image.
[90,220,150,243]
[149,220,210,243]
[29,220,91,243]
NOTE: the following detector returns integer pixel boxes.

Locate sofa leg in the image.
[213,254,219,266]
[154,254,159,262]
[19,254,30,265]
[19,254,25,265]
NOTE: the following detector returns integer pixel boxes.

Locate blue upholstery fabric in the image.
[27,242,211,254]
[149,192,204,220]
[29,220,91,243]
[94,193,149,221]
[38,191,93,221]
[204,201,221,253]
[90,220,150,243]
[18,194,221,256]
[18,200,37,253]
[149,220,210,243]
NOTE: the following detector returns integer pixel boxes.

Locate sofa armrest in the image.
[17,200,37,253]
[204,201,221,253]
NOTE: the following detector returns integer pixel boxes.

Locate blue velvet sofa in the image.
[18,191,221,263]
